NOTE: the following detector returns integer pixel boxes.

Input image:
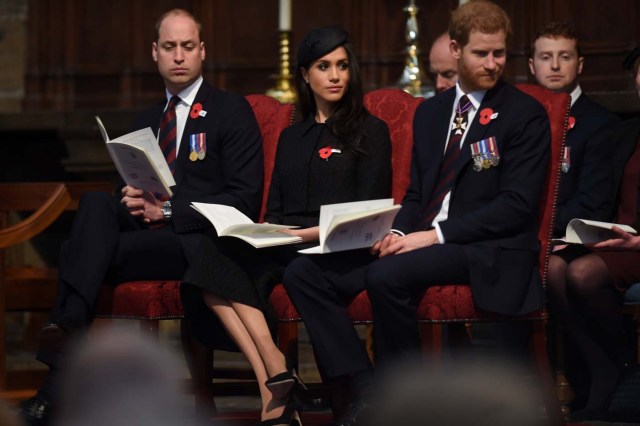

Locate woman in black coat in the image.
[181,27,391,426]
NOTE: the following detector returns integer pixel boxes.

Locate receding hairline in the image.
[154,9,203,42]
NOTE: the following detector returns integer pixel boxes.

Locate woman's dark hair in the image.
[294,42,368,153]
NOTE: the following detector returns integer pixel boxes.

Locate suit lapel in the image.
[429,89,456,172]
[174,82,212,189]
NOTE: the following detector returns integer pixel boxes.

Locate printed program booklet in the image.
[553,218,637,245]
[96,116,175,198]
[299,198,401,254]
[190,202,302,248]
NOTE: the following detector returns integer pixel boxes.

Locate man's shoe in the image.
[19,395,52,426]
[38,323,68,352]
[38,318,83,352]
[334,402,370,426]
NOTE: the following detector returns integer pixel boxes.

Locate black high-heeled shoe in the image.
[259,400,302,426]
[265,369,307,399]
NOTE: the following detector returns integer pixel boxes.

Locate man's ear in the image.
[200,42,205,61]
[577,56,584,75]
[152,42,158,62]
[528,57,536,76]
[450,39,461,60]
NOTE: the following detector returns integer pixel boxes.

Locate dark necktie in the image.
[158,95,180,175]
[421,95,472,227]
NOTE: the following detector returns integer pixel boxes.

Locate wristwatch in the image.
[161,200,172,222]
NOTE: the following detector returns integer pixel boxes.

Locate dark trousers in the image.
[38,192,188,368]
[283,243,470,380]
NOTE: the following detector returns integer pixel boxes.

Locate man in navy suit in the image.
[284,2,550,425]
[530,22,620,413]
[20,9,263,425]
[529,21,619,236]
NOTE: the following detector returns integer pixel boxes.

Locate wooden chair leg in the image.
[531,321,566,426]
[365,325,375,364]
[553,322,573,417]
[420,322,444,364]
[180,319,217,418]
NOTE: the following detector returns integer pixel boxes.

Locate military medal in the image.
[470,137,500,171]
[561,146,571,173]
[189,137,198,161]
[451,98,473,135]
[190,132,207,161]
[487,136,500,166]
[473,156,483,172]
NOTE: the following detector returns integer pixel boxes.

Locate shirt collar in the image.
[454,82,487,110]
[164,76,204,107]
[569,84,582,107]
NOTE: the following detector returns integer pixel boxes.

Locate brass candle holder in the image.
[396,1,434,98]
[266,30,297,104]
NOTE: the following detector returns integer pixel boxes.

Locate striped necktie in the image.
[158,95,181,174]
[421,95,472,227]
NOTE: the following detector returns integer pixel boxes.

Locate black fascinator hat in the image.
[296,26,349,68]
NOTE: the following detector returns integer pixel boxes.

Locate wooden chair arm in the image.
[0,183,71,249]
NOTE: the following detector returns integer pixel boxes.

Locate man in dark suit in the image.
[283,2,550,425]
[20,8,263,426]
[529,22,621,411]
[529,21,619,236]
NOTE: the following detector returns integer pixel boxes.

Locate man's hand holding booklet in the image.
[96,116,175,198]
[553,218,637,245]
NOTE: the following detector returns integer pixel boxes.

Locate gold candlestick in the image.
[266,31,297,104]
[397,1,435,98]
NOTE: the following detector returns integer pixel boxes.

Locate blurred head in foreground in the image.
[366,357,547,426]
[55,326,191,426]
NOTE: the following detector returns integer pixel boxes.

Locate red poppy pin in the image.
[190,102,206,119]
[319,146,341,160]
[568,116,576,130]
[479,108,498,125]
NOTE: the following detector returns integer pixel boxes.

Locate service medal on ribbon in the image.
[190,132,207,161]
[470,136,500,171]
[561,146,571,173]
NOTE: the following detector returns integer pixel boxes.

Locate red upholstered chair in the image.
[270,85,569,424]
[94,95,295,412]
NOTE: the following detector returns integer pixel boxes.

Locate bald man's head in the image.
[429,33,458,92]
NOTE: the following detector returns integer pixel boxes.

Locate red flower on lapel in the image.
[190,102,203,119]
[319,146,334,160]
[568,116,576,130]
[478,108,495,125]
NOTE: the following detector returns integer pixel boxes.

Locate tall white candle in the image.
[279,0,291,31]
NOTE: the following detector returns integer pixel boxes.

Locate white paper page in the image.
[553,218,638,244]
[566,219,636,244]
[106,143,172,197]
[317,198,394,245]
[109,127,176,188]
[191,203,253,234]
[323,205,400,252]
[95,116,110,142]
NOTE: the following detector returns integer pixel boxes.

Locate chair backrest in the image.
[245,94,295,222]
[363,89,425,204]
[515,84,570,285]
[0,183,71,249]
